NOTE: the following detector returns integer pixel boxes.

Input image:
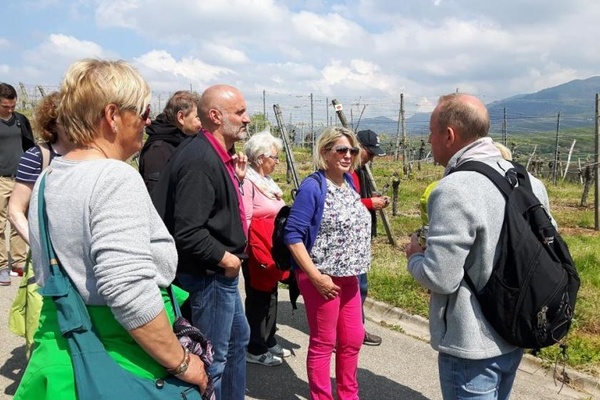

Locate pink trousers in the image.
[297,270,364,400]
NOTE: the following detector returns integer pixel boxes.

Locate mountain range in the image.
[357,76,600,137]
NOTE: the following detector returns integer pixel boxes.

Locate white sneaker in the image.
[268,344,292,358]
[246,351,283,366]
[0,269,10,286]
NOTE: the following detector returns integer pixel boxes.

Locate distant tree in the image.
[249,112,270,135]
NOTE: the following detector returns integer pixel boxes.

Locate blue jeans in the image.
[358,273,368,323]
[438,349,524,400]
[178,274,250,400]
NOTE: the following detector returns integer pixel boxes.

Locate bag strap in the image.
[38,143,51,170]
[450,160,518,296]
[37,172,91,334]
[452,161,515,199]
[167,285,182,319]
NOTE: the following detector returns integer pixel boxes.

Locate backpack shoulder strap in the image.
[451,161,514,295]
[291,172,322,200]
[307,171,322,184]
[510,161,533,191]
[452,161,514,199]
[37,143,51,171]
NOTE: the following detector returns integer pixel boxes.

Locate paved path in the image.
[0,276,596,399]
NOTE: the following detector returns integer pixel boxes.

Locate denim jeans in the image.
[178,273,250,400]
[438,348,524,400]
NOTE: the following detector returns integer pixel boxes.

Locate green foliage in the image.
[248,112,270,135]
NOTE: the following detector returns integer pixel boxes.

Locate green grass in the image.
[273,149,600,377]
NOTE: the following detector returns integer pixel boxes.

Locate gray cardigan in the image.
[408,138,551,360]
[29,158,177,330]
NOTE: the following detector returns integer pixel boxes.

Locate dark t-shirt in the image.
[0,115,24,176]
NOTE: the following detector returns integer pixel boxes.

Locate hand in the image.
[178,353,209,394]
[219,251,242,277]
[372,196,390,210]
[404,233,425,259]
[232,151,248,181]
[311,273,341,300]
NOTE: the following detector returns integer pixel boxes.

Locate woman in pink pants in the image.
[284,127,372,399]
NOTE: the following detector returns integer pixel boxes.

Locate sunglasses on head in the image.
[140,104,151,121]
[330,146,360,156]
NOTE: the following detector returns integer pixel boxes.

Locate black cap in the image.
[357,130,385,156]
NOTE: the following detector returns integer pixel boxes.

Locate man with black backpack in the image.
[405,93,557,399]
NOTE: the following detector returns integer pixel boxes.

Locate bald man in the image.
[152,85,251,400]
[405,94,552,399]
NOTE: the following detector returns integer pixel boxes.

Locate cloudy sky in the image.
[3,0,600,119]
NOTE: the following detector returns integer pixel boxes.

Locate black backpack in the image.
[272,205,293,271]
[452,161,580,349]
[271,174,322,271]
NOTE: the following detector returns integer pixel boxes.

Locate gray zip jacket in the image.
[408,137,551,359]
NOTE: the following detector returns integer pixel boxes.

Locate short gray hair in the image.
[163,90,200,125]
[435,93,490,141]
[244,130,283,164]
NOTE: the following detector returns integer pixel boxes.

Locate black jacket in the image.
[355,166,377,237]
[14,112,35,151]
[151,132,246,276]
[138,113,187,193]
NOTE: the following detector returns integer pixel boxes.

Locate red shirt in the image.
[202,129,248,236]
[350,169,374,210]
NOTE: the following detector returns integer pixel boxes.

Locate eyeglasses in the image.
[264,154,279,161]
[330,146,360,156]
[140,104,151,121]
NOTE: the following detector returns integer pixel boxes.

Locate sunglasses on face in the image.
[265,154,279,161]
[330,146,360,156]
[140,104,151,121]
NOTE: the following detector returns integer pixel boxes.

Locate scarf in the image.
[245,166,283,200]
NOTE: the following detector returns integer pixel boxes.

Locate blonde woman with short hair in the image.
[284,126,371,399]
[15,59,208,400]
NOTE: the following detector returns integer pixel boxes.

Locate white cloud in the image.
[95,0,142,30]
[24,34,114,65]
[202,44,249,65]
[319,59,397,94]
[291,11,364,47]
[0,38,9,48]
[6,0,600,109]
[133,50,236,91]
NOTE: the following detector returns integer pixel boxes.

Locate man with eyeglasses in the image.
[351,129,389,346]
[0,83,34,286]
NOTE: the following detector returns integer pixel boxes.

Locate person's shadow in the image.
[245,299,431,400]
[245,300,308,399]
[356,368,431,400]
[0,344,26,396]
